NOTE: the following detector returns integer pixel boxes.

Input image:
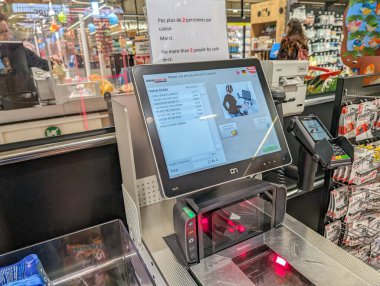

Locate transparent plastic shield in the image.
[0,220,153,286]
[202,191,273,256]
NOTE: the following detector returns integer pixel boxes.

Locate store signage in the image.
[135,41,150,55]
[12,4,68,16]
[146,0,229,63]
[45,126,62,138]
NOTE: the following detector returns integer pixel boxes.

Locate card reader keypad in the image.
[332,144,350,161]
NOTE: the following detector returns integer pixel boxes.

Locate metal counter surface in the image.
[304,93,335,107]
[141,199,380,286]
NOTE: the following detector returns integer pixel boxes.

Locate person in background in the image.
[277,19,309,60]
[0,13,55,71]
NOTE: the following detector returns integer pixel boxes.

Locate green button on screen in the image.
[263,145,278,153]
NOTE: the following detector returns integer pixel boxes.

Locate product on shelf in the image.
[0,254,50,286]
[94,18,113,55]
[227,24,251,59]
[64,234,112,285]
[291,6,344,70]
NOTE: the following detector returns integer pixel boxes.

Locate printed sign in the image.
[146,0,229,63]
[12,4,68,15]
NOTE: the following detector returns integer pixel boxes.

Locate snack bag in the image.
[325,220,341,244]
[0,254,50,286]
[348,147,379,185]
[356,101,377,141]
[339,104,358,139]
[345,189,366,223]
[64,235,110,286]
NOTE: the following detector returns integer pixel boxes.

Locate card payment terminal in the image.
[287,115,354,192]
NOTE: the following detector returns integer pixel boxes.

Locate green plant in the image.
[362,47,376,56]
[365,15,378,27]
[343,50,361,58]
[356,0,375,4]
[365,15,377,22]
[347,15,364,22]
[369,31,380,37]
[349,31,367,41]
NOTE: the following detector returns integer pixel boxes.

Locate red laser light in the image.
[237,225,246,233]
[228,228,235,233]
[227,220,235,226]
[275,256,287,267]
[275,266,286,277]
[201,217,209,232]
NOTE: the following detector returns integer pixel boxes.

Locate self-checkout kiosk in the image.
[112,59,380,286]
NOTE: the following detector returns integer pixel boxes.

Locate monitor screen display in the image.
[143,66,281,179]
[300,118,331,142]
[133,59,291,198]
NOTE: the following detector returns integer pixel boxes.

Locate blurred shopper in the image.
[0,13,57,71]
[277,19,309,60]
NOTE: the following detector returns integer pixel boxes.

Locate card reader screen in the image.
[143,67,282,179]
[300,118,331,142]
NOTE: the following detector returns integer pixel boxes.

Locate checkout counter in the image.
[0,56,377,285]
[108,59,380,285]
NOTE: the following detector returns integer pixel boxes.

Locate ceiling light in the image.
[72,0,104,4]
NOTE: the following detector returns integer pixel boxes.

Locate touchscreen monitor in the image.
[133,59,291,198]
[300,117,331,142]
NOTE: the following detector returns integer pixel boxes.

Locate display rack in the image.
[227,23,251,59]
[290,5,345,71]
[319,74,380,270]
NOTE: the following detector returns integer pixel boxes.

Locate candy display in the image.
[64,234,112,285]
[94,18,113,55]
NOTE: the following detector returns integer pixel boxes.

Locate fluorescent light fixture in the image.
[67,4,106,30]
[226,8,251,12]
[91,1,99,16]
[48,2,55,16]
[72,0,104,4]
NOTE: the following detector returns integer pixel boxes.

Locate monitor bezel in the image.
[132,59,292,198]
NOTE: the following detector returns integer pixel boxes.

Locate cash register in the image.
[112,59,380,286]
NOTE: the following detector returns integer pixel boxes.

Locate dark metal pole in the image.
[242,25,246,58]
[134,0,139,34]
[241,0,246,58]
[241,0,244,19]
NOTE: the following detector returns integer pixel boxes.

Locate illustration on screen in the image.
[218,82,259,119]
